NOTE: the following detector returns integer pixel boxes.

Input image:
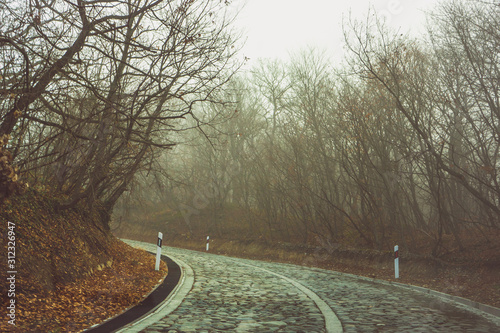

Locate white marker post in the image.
[155,232,163,271]
[394,245,399,279]
[206,236,210,252]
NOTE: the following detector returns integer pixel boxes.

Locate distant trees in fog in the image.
[124,0,499,254]
[2,0,498,253]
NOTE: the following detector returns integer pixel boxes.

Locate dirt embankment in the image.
[0,189,167,332]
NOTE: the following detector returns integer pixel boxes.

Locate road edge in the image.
[296,265,500,326]
[115,245,195,332]
[84,254,181,333]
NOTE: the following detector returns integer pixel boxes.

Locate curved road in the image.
[119,240,500,333]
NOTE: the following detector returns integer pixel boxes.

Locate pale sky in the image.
[232,0,441,66]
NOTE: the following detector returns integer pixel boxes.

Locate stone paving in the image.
[122,240,500,332]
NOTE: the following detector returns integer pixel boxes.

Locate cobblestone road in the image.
[120,240,500,333]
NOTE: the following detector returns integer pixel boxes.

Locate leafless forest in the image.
[1,0,499,255]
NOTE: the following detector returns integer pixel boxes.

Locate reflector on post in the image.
[155,232,163,271]
[394,245,399,279]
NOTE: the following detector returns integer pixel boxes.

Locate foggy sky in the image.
[234,0,440,65]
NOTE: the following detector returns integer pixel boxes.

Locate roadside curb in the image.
[390,281,500,318]
[84,255,181,333]
[320,268,500,324]
[116,253,195,332]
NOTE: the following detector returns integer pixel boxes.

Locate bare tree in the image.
[1,0,242,222]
